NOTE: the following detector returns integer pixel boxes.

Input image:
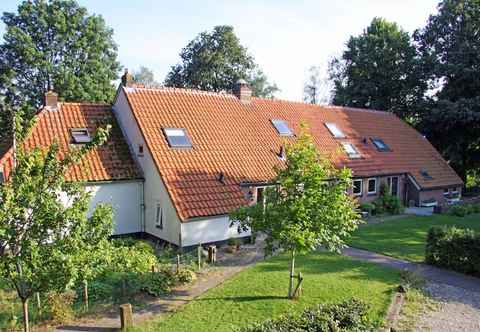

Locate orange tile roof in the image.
[123,86,462,221]
[0,103,141,182]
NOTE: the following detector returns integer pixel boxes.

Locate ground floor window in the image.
[353,179,363,196]
[256,187,265,205]
[367,178,377,194]
[387,176,399,196]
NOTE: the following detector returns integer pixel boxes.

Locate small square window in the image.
[353,179,363,196]
[443,188,449,196]
[325,123,345,138]
[371,138,390,151]
[70,128,91,144]
[451,187,459,194]
[163,128,192,148]
[367,178,377,194]
[271,119,293,136]
[342,142,361,159]
[155,204,163,229]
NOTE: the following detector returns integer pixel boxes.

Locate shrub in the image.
[359,203,374,215]
[140,270,177,296]
[236,299,372,332]
[449,204,469,217]
[373,194,403,215]
[176,268,196,284]
[46,291,76,324]
[425,226,480,276]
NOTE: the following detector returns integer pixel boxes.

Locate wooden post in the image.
[151,265,156,273]
[176,254,181,271]
[119,303,133,330]
[197,244,202,270]
[35,292,41,314]
[208,246,217,264]
[288,249,296,298]
[293,272,303,299]
[83,280,89,311]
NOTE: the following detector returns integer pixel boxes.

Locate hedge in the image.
[236,299,373,332]
[425,226,480,276]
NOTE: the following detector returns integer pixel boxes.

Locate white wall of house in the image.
[113,89,182,245]
[86,181,143,235]
[181,215,251,247]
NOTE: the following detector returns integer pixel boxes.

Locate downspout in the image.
[141,180,145,234]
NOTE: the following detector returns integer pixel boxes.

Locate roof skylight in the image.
[420,169,433,180]
[342,142,361,159]
[70,128,91,144]
[271,119,293,136]
[325,123,345,138]
[163,128,192,148]
[371,138,390,151]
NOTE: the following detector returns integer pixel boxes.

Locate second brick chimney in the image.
[121,68,134,87]
[233,79,252,103]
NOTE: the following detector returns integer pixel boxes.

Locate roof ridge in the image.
[60,102,112,107]
[123,85,235,98]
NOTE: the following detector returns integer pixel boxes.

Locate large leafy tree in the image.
[230,127,360,299]
[164,25,279,98]
[0,120,113,332]
[0,0,120,110]
[414,0,480,182]
[330,17,424,119]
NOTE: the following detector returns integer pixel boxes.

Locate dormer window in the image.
[271,119,293,136]
[163,128,192,148]
[371,138,390,151]
[70,128,91,144]
[342,142,361,159]
[325,123,345,138]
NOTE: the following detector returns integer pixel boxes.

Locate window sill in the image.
[155,225,163,230]
[367,192,377,196]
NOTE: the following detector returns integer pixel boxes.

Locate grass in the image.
[131,251,400,332]
[349,213,480,262]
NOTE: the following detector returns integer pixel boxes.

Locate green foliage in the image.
[164,25,278,97]
[0,0,120,109]
[359,203,375,215]
[46,291,76,324]
[330,17,423,119]
[133,66,159,86]
[231,126,360,256]
[140,270,177,297]
[175,268,196,284]
[449,203,480,217]
[236,299,372,332]
[373,193,403,215]
[425,226,480,276]
[414,0,480,182]
[399,270,425,291]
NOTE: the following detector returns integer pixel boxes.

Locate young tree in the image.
[329,17,424,119]
[303,66,332,105]
[164,25,279,97]
[0,0,120,110]
[414,0,480,183]
[0,121,113,332]
[230,127,360,299]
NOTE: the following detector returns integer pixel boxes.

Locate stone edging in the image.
[379,291,405,332]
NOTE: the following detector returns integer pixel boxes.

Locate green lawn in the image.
[349,214,480,262]
[131,252,400,332]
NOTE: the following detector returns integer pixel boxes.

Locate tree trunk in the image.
[83,280,89,311]
[288,249,296,299]
[21,298,29,332]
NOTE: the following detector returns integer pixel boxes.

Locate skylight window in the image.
[163,128,192,148]
[420,169,433,180]
[70,128,91,144]
[342,142,361,159]
[325,123,346,138]
[271,119,293,136]
[371,138,390,151]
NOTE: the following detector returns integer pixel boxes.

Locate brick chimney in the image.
[233,79,252,103]
[44,90,58,109]
[121,68,134,87]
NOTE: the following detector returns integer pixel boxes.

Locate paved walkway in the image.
[54,242,265,332]
[342,247,480,293]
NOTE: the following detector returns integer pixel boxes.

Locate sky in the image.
[0,0,440,101]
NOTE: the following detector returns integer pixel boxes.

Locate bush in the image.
[236,299,372,332]
[373,194,404,215]
[176,268,196,284]
[359,203,374,215]
[46,291,76,324]
[140,270,177,297]
[449,203,480,217]
[425,226,480,276]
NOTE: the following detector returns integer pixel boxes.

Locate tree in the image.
[329,17,424,119]
[303,66,332,105]
[0,120,113,332]
[133,66,158,86]
[0,0,120,110]
[414,0,480,183]
[230,127,360,299]
[164,25,279,98]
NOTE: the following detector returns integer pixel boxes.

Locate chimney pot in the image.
[44,91,58,109]
[121,68,134,87]
[233,79,252,103]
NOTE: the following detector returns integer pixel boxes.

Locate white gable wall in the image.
[113,89,181,245]
[86,181,143,235]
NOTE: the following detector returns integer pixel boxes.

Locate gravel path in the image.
[415,282,480,332]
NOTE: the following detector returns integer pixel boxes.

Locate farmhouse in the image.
[0,72,463,247]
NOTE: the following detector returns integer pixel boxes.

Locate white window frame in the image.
[451,187,459,194]
[271,119,293,136]
[353,179,363,196]
[324,123,346,138]
[255,186,266,205]
[70,128,91,144]
[155,203,163,229]
[342,142,361,159]
[367,178,377,195]
[163,128,192,148]
[443,188,450,196]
